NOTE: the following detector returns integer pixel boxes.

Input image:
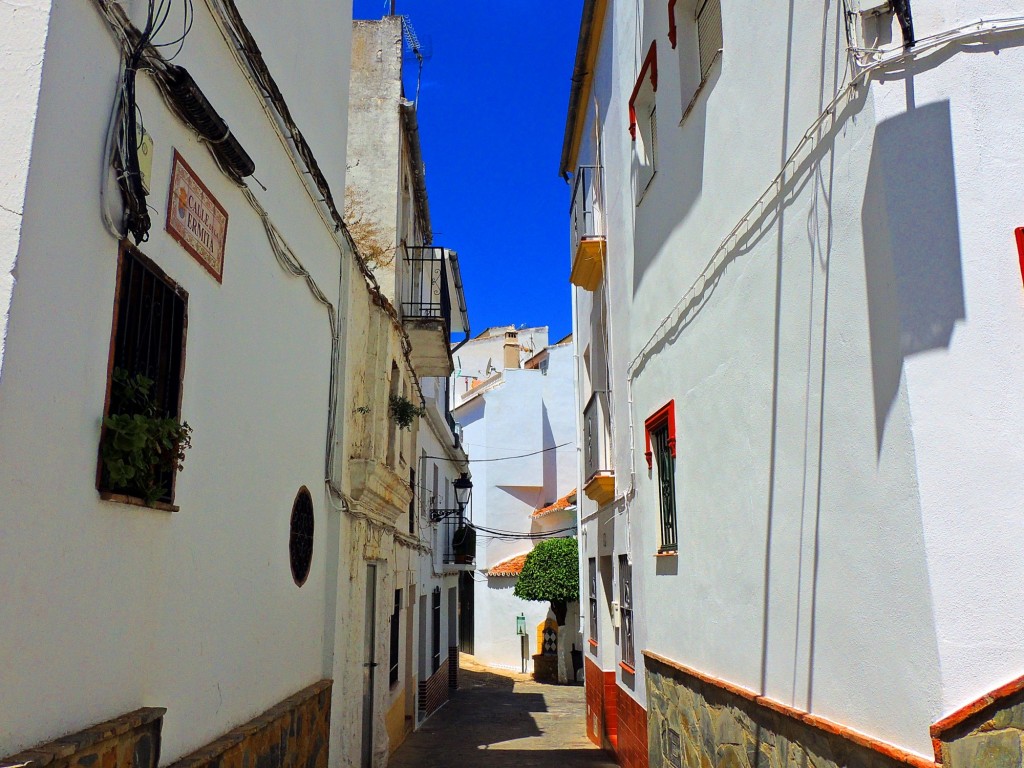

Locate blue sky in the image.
[352,0,583,341]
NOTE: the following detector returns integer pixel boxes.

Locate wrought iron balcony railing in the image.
[402,245,452,334]
[442,514,476,568]
[583,390,613,483]
[570,165,605,255]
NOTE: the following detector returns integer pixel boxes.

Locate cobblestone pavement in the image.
[389,655,619,768]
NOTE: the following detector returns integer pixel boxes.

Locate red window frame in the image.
[644,400,676,469]
[628,41,658,140]
[668,0,679,48]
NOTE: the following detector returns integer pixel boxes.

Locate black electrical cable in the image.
[423,441,571,463]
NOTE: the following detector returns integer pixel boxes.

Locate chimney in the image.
[503,330,520,369]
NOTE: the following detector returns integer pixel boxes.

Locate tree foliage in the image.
[514,537,580,606]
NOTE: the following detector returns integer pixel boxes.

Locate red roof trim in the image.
[628,41,658,140]
[531,489,578,518]
[931,671,1024,739]
[644,400,675,469]
[487,552,531,577]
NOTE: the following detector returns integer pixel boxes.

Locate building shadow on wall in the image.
[862,98,964,455]
[632,67,715,297]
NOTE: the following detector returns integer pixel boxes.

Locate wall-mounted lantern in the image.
[430,472,473,522]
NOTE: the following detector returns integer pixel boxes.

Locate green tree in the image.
[514,536,579,626]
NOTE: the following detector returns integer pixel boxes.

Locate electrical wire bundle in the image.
[101,0,194,243]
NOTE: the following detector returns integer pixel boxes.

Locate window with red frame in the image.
[645,401,678,552]
[629,41,658,196]
[669,0,722,117]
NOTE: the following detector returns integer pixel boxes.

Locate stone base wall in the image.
[644,652,934,768]
[932,675,1024,768]
[417,659,450,720]
[1,709,164,768]
[165,681,331,768]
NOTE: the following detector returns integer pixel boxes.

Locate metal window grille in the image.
[390,589,401,686]
[696,0,723,80]
[431,587,441,673]
[652,424,678,552]
[289,488,315,586]
[648,104,658,173]
[588,558,598,646]
[101,247,187,502]
[618,555,634,667]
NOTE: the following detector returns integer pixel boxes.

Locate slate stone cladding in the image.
[417,659,450,719]
[165,681,331,768]
[932,676,1024,768]
[0,708,165,768]
[645,653,934,768]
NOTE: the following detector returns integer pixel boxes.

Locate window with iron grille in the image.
[652,423,678,552]
[618,555,635,668]
[588,557,598,651]
[390,589,401,686]
[645,402,677,553]
[431,587,442,673]
[289,488,315,587]
[98,245,188,505]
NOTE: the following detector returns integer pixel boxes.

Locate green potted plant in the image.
[388,393,426,430]
[100,368,192,505]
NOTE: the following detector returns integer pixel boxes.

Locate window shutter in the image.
[696,0,722,80]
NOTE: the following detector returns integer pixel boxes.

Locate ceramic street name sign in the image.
[166,149,228,282]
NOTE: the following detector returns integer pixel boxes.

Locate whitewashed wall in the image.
[573,0,1024,758]
[0,1,352,762]
[454,341,579,670]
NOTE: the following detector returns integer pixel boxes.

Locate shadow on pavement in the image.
[389,662,618,768]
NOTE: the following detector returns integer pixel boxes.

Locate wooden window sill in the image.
[619,661,636,674]
[588,638,599,651]
[100,491,178,513]
[655,551,677,557]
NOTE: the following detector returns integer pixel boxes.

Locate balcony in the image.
[442,514,476,572]
[582,390,615,506]
[569,165,606,291]
[401,246,469,377]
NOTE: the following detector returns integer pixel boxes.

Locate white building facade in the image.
[452,328,581,678]
[0,1,358,767]
[565,1,1024,767]
[343,17,472,763]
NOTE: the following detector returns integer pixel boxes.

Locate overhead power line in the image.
[424,441,572,463]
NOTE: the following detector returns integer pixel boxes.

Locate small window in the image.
[628,41,658,198]
[98,245,188,506]
[408,468,417,535]
[696,0,723,80]
[390,589,401,686]
[618,555,634,668]
[669,0,722,118]
[290,487,315,586]
[645,402,677,553]
[431,587,442,673]
[588,557,598,651]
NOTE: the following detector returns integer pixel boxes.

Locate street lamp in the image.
[430,472,473,522]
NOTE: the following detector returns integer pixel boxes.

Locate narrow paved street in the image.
[390,656,618,768]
